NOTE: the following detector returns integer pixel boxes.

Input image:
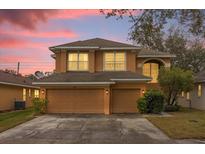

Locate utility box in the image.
[14,101,26,110]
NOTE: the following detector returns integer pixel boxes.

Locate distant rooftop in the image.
[0,71,39,88]
[195,70,205,83]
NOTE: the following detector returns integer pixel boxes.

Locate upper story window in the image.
[143,63,159,83]
[197,84,202,97]
[68,52,88,71]
[104,52,126,71]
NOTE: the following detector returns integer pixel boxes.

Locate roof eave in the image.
[0,81,40,89]
[110,78,151,82]
[138,55,176,58]
[32,82,116,86]
[49,46,140,53]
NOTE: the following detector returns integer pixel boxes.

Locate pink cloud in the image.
[0,10,56,30]
[0,37,49,49]
[0,10,100,30]
[0,29,78,39]
[53,10,100,19]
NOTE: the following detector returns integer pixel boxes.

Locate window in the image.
[181,91,184,97]
[186,92,190,100]
[198,84,202,97]
[68,53,88,71]
[23,88,26,101]
[143,63,159,83]
[104,52,126,71]
[34,90,40,98]
[28,89,31,97]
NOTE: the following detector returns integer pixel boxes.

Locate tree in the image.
[0,69,20,75]
[100,10,205,47]
[164,30,205,73]
[158,67,194,106]
[101,9,205,72]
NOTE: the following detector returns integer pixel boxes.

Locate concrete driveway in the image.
[0,114,173,144]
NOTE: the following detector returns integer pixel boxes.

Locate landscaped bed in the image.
[0,108,35,133]
[147,108,205,139]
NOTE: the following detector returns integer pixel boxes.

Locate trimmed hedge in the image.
[137,89,165,114]
[137,98,147,114]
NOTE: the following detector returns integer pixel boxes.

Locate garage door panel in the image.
[47,89,104,113]
[112,89,140,113]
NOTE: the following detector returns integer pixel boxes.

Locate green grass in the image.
[147,108,205,139]
[0,108,35,133]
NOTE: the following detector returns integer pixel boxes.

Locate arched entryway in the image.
[142,59,165,83]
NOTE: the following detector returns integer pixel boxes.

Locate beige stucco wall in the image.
[0,84,37,111]
[178,83,205,110]
[55,50,142,73]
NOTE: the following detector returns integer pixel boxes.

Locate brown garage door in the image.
[112,89,140,113]
[47,89,104,113]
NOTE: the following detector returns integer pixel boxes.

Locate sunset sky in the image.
[0,10,133,75]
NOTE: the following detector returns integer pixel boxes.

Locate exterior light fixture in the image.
[105,89,109,95]
[41,90,45,95]
[142,90,145,94]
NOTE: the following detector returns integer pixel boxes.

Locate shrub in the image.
[32,98,48,114]
[164,104,180,112]
[137,98,147,113]
[137,89,165,114]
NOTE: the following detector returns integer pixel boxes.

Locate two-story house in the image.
[33,38,174,114]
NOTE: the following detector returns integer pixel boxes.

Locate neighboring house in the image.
[179,70,205,110]
[33,38,174,114]
[0,71,40,111]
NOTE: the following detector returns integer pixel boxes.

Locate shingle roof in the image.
[33,72,151,84]
[49,38,174,57]
[138,49,175,58]
[0,71,39,88]
[195,70,205,83]
[49,38,139,52]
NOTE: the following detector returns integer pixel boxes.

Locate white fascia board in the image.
[54,46,99,49]
[32,82,116,85]
[138,55,176,58]
[52,46,139,50]
[110,78,151,81]
[0,82,40,89]
[101,47,139,50]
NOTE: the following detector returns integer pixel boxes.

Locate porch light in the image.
[41,90,45,95]
[142,90,145,94]
[105,89,109,95]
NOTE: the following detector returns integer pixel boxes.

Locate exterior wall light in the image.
[142,90,145,94]
[41,89,45,95]
[105,89,109,95]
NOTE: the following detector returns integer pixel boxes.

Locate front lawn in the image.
[0,108,35,133]
[147,108,205,139]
